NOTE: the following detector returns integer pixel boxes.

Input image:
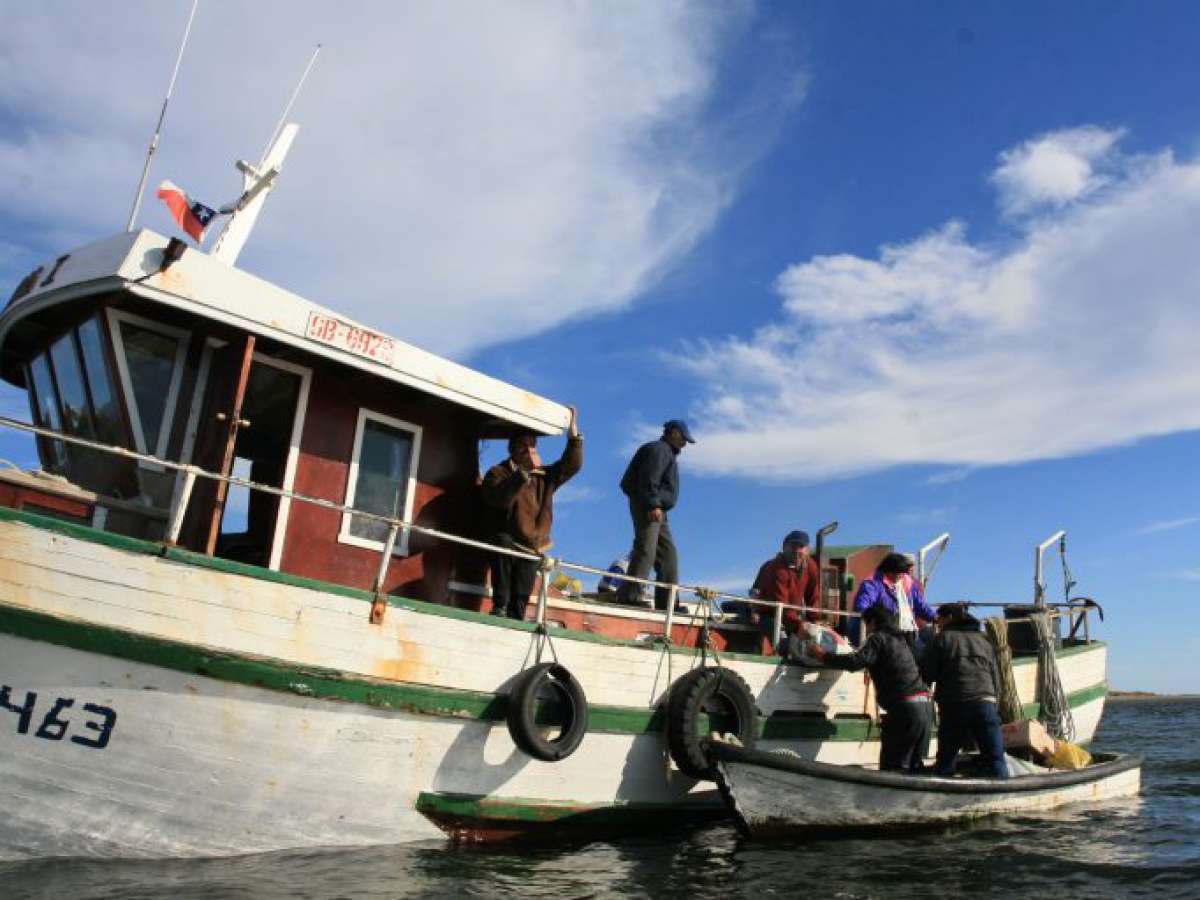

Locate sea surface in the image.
[2,698,1197,899]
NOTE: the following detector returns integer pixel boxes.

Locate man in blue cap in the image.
[616,419,694,610]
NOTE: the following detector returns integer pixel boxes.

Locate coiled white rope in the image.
[1032,611,1075,742]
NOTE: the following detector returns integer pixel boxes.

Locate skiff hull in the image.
[711,744,1142,837]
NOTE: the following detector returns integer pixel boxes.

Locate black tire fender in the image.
[505,662,589,762]
[666,665,758,780]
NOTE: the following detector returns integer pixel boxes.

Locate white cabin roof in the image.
[0,230,570,435]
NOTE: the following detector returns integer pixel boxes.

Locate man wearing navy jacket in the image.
[616,420,694,610]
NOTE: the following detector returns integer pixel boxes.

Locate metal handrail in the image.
[0,415,851,639]
[1,415,1095,646]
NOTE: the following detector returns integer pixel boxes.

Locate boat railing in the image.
[0,415,1098,649]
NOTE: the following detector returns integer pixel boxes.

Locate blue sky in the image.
[2,2,1198,692]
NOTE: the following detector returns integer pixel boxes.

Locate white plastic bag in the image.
[791,622,852,666]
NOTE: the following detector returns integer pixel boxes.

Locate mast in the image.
[125,0,200,232]
[209,45,321,266]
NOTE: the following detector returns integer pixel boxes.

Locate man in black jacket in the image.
[920,603,1008,779]
[616,420,693,610]
[810,606,933,772]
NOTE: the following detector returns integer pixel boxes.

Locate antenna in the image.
[209,45,321,265]
[260,45,321,165]
[125,0,200,233]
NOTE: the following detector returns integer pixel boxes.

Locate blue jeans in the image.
[935,700,1008,779]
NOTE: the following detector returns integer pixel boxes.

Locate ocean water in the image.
[1,698,1197,900]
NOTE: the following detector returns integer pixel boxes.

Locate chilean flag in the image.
[156,180,217,242]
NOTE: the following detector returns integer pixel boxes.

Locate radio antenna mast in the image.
[125,0,200,232]
[209,44,321,265]
[260,44,321,165]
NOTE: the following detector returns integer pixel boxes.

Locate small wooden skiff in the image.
[710,742,1142,837]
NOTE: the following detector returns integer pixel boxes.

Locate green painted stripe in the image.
[1020,680,1109,720]
[1023,640,1108,663]
[0,504,1107,669]
[0,505,772,663]
[0,602,1109,742]
[0,601,856,738]
[414,790,722,826]
[0,602,507,719]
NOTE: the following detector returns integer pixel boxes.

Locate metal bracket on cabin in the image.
[369,594,388,626]
[369,522,401,624]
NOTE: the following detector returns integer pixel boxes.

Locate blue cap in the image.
[783,530,810,547]
[663,419,696,443]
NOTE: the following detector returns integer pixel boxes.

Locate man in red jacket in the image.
[748,529,821,651]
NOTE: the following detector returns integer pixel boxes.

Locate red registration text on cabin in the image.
[306,312,396,366]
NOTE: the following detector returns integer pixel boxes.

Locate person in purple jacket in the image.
[849,552,935,647]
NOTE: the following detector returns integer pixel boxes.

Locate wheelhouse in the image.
[0,230,566,606]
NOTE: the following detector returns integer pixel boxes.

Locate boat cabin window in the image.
[26,352,68,472]
[25,314,134,496]
[107,309,189,458]
[76,316,125,446]
[48,332,95,441]
[339,409,422,556]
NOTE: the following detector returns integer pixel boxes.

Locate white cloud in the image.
[895,507,956,526]
[0,1,795,357]
[1168,569,1200,583]
[554,483,604,505]
[991,126,1123,217]
[681,128,1200,482]
[925,467,974,485]
[1136,516,1200,536]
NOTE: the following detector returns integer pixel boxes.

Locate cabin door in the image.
[179,338,310,569]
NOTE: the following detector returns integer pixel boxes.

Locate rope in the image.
[1031,611,1075,742]
[1060,545,1077,604]
[533,624,559,666]
[984,617,1023,724]
[695,593,722,668]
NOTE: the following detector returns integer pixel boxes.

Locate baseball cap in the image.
[783,530,810,547]
[663,419,696,443]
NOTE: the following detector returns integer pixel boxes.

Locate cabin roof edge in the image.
[1,230,570,435]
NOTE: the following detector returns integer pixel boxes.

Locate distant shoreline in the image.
[1109,690,1200,702]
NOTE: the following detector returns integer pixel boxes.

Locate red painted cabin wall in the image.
[279,363,490,601]
[0,483,91,521]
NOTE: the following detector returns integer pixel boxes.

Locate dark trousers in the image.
[618,500,679,610]
[489,534,537,621]
[935,700,1008,779]
[879,699,933,772]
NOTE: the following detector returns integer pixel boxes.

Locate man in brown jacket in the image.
[481,407,583,619]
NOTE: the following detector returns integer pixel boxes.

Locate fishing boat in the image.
[710,742,1142,836]
[0,83,1111,857]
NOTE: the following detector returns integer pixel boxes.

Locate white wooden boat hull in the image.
[0,632,731,857]
[0,510,1113,856]
[712,745,1141,836]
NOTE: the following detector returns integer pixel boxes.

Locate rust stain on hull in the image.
[370,620,426,683]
